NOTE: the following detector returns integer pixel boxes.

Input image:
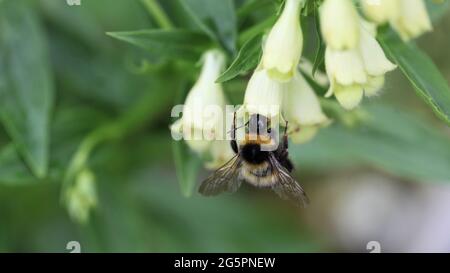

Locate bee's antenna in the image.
[227,123,247,134]
[227,121,249,135]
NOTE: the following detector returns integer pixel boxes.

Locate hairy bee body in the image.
[238,135,283,187]
[199,114,309,206]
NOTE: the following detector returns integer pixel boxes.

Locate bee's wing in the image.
[198,154,243,196]
[269,154,309,207]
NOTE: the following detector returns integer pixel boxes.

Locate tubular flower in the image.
[361,0,400,25]
[262,0,303,82]
[170,50,227,155]
[242,69,284,118]
[325,21,397,110]
[390,0,432,41]
[320,0,360,50]
[282,71,330,144]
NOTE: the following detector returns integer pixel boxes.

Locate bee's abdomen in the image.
[241,162,277,187]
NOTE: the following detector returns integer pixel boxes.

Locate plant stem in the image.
[61,81,176,202]
[141,0,174,29]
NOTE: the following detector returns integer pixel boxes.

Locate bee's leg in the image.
[273,119,294,172]
[282,158,294,172]
[275,120,289,158]
[283,120,289,150]
[230,111,238,154]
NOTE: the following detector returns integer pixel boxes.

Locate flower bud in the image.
[390,0,432,41]
[320,0,360,50]
[262,0,303,82]
[283,72,330,143]
[66,169,97,224]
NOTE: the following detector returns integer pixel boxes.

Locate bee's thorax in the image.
[240,143,269,165]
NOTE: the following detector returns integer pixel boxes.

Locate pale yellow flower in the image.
[320,0,360,50]
[262,0,304,82]
[170,50,227,155]
[325,21,396,110]
[283,72,330,143]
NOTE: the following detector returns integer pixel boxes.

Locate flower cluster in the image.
[321,0,398,110]
[242,0,329,142]
[171,0,434,169]
[361,0,432,41]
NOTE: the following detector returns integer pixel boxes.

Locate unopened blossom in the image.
[242,69,284,118]
[361,0,400,25]
[170,50,227,155]
[390,0,432,41]
[325,21,396,110]
[283,71,330,143]
[66,169,97,224]
[262,0,303,82]
[320,0,360,50]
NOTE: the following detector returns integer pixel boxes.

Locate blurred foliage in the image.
[0,0,449,252]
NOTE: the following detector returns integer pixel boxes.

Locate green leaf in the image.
[0,0,54,178]
[216,35,262,83]
[292,104,450,182]
[379,33,450,126]
[0,144,37,185]
[239,15,276,45]
[172,140,202,197]
[177,0,237,52]
[311,8,325,77]
[236,0,275,18]
[107,29,210,62]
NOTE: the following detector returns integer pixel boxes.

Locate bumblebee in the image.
[199,113,309,206]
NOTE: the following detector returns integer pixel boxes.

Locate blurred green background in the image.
[1,0,450,253]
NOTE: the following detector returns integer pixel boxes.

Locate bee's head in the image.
[248,114,271,135]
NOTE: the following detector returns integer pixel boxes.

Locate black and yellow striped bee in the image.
[199,113,309,206]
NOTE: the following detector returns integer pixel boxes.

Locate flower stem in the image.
[141,0,174,29]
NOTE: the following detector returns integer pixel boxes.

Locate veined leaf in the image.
[238,15,276,45]
[0,144,37,185]
[379,33,450,126]
[0,0,54,178]
[176,0,237,53]
[107,29,210,62]
[216,35,262,83]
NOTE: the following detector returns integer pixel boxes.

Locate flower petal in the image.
[359,23,397,77]
[320,0,360,50]
[334,84,364,110]
[243,69,284,118]
[325,47,367,86]
[283,72,329,126]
